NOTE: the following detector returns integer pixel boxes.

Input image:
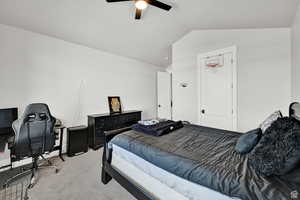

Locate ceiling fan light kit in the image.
[106,0,172,20]
[135,0,148,10]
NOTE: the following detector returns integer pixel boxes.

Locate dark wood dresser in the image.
[88,110,142,150]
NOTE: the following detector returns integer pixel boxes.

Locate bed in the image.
[101,103,300,200]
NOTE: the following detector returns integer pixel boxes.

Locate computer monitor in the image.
[0,108,18,135]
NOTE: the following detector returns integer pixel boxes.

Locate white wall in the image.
[0,24,161,164]
[171,28,291,132]
[0,24,161,125]
[292,5,300,101]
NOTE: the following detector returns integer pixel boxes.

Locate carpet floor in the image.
[27,149,136,200]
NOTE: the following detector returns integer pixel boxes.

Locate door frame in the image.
[197,46,238,131]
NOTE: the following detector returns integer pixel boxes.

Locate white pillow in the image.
[260,111,282,133]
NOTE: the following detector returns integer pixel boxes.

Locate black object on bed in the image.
[131,120,183,136]
[290,102,300,120]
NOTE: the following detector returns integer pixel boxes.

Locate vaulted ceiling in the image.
[0,0,299,67]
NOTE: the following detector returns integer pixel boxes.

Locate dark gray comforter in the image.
[110,124,300,200]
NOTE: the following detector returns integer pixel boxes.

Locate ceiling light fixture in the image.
[135,0,148,10]
[106,0,172,20]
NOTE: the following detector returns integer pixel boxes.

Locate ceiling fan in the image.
[106,0,172,20]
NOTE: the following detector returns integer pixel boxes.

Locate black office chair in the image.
[9,103,59,187]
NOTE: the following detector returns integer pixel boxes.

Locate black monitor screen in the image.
[0,108,18,129]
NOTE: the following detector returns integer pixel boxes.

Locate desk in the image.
[0,126,66,170]
[0,135,12,170]
[0,136,6,152]
[53,126,66,161]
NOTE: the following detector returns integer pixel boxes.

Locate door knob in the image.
[158,105,162,108]
[201,109,205,114]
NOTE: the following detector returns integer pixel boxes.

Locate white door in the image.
[198,47,237,131]
[157,72,172,119]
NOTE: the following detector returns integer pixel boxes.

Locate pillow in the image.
[260,111,282,133]
[235,128,262,154]
[249,117,300,176]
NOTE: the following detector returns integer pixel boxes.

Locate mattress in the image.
[110,124,299,200]
[111,144,238,200]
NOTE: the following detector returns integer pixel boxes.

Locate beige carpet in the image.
[28,149,136,200]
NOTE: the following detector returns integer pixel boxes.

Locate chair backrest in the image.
[11,103,56,159]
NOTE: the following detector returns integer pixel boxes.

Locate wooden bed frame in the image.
[101,127,155,200]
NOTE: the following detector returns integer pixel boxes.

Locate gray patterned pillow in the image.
[260,111,282,133]
[249,117,300,176]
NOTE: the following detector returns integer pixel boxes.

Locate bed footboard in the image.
[101,127,131,184]
[101,127,154,200]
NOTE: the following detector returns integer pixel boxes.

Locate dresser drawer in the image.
[88,111,142,149]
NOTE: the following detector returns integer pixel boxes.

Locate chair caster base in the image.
[29,180,35,188]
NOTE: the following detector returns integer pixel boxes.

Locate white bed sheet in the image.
[111,144,240,200]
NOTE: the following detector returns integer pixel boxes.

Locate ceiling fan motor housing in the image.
[106,0,172,20]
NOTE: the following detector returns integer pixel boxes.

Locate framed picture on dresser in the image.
[108,96,122,114]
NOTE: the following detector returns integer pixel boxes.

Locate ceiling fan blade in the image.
[135,9,142,20]
[106,0,132,2]
[148,0,172,11]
